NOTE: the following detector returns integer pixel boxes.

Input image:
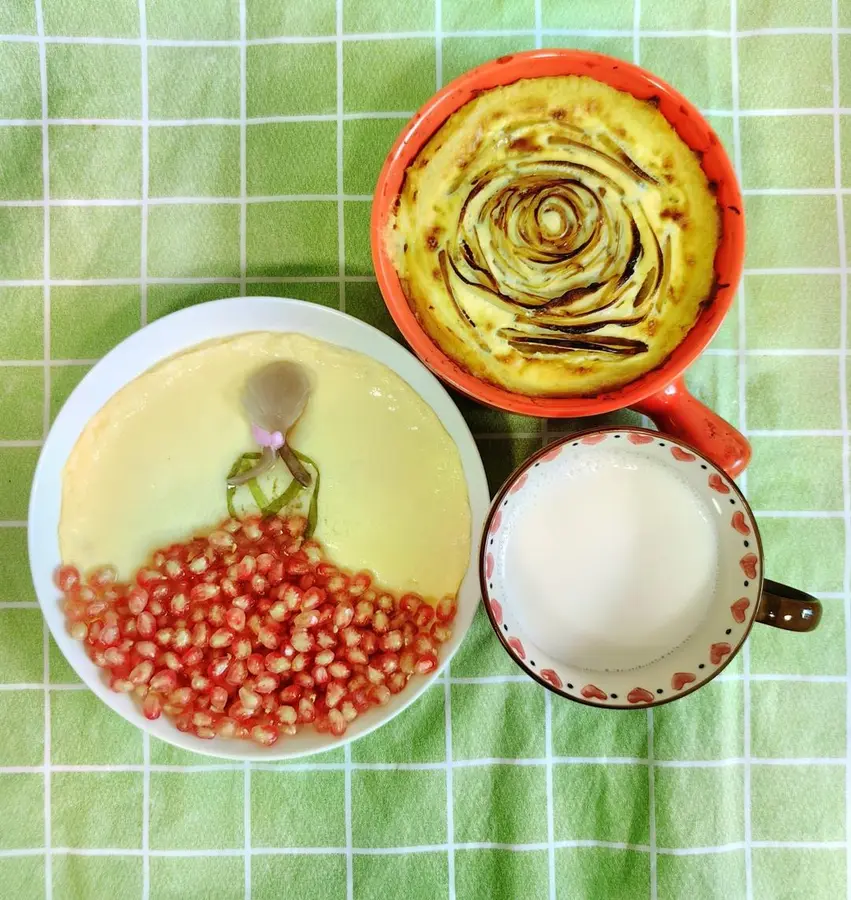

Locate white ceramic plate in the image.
[29,297,490,760]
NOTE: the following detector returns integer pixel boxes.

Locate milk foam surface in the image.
[502,449,718,671]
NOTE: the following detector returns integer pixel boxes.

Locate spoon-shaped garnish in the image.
[227,361,312,487]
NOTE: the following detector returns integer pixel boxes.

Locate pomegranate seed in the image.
[191,583,220,603]
[182,647,203,668]
[191,673,210,693]
[380,630,403,652]
[246,653,265,675]
[432,624,452,643]
[134,640,158,660]
[400,593,422,614]
[162,651,182,671]
[346,648,368,666]
[207,655,231,679]
[136,611,156,638]
[208,530,237,552]
[290,653,309,673]
[316,630,336,650]
[255,674,278,694]
[138,568,166,587]
[226,661,247,686]
[436,596,457,623]
[192,711,213,729]
[400,651,416,675]
[371,610,390,634]
[387,671,408,693]
[366,666,384,685]
[277,705,298,725]
[341,627,361,648]
[326,681,346,708]
[191,623,208,647]
[315,649,334,666]
[235,555,257,580]
[210,628,234,649]
[150,670,177,693]
[99,624,119,645]
[279,684,301,704]
[86,599,109,618]
[169,687,195,707]
[257,627,279,650]
[334,602,354,628]
[207,605,226,626]
[155,627,174,647]
[164,559,183,579]
[268,601,288,622]
[210,686,229,712]
[291,630,313,653]
[414,605,435,628]
[69,621,88,640]
[173,627,191,650]
[56,565,81,592]
[127,586,148,615]
[232,594,253,611]
[370,684,391,706]
[251,724,278,746]
[415,652,438,675]
[328,661,350,680]
[216,717,237,738]
[353,601,374,625]
[239,686,261,711]
[328,709,347,735]
[229,701,251,721]
[234,637,252,659]
[103,647,126,668]
[294,610,320,629]
[129,660,153,684]
[313,665,329,685]
[340,700,358,722]
[413,634,435,656]
[265,651,290,674]
[188,556,209,575]
[142,693,162,720]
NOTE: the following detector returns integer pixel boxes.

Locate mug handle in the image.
[756,580,822,632]
[631,375,751,478]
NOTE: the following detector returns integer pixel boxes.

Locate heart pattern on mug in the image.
[627,432,654,445]
[541,445,562,462]
[708,473,731,494]
[509,473,528,494]
[671,447,696,462]
[581,684,607,701]
[540,669,563,689]
[490,599,503,626]
[672,672,696,691]
[710,642,732,665]
[627,687,654,704]
[485,553,494,579]
[731,511,750,535]
[740,553,758,579]
[580,433,607,445]
[490,508,502,534]
[507,637,526,659]
[730,598,749,623]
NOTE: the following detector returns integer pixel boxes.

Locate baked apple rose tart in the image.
[388,76,721,397]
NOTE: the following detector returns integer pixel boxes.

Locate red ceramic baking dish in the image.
[371,49,749,476]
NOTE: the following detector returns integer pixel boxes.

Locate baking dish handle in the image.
[631,375,751,478]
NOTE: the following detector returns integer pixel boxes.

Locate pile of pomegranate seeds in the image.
[56,514,456,747]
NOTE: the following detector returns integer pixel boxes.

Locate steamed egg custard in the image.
[60,332,471,600]
[389,76,721,397]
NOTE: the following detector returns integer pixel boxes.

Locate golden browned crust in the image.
[387,76,721,397]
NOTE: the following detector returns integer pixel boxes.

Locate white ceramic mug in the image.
[480,427,821,708]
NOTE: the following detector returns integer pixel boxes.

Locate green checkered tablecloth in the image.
[0,0,848,897]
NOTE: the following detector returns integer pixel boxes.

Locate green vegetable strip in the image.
[225,450,320,531]
[292,450,320,537]
[261,477,303,517]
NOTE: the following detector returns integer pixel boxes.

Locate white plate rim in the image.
[28,296,490,760]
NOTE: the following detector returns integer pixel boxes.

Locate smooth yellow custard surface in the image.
[60,332,471,599]
[388,76,721,397]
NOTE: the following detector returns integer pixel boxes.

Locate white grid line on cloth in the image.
[0,839,846,860]
[334,10,354,898]
[0,672,845,690]
[534,0,542,50]
[0,266,847,288]
[3,188,851,209]
[830,4,851,899]
[0,755,843,776]
[2,26,851,45]
[5,108,851,128]
[730,7,754,895]
[138,0,149,329]
[236,3,251,897]
[543,689,555,900]
[137,17,150,894]
[436,8,455,897]
[32,1,52,897]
